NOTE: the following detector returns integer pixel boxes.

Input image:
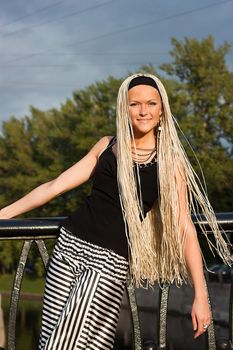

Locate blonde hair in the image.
[116,73,231,287]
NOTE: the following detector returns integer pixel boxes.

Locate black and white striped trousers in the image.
[39,227,129,350]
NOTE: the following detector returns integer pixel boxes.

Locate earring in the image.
[158,117,162,132]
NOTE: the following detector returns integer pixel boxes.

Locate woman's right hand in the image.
[0,208,9,219]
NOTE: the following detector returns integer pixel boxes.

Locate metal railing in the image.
[0,213,232,350]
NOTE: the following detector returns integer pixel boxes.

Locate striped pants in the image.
[39,227,129,350]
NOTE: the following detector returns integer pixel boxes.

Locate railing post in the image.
[126,275,142,350]
[158,284,169,349]
[205,280,216,350]
[35,240,50,267]
[0,294,5,350]
[8,240,33,350]
[6,239,51,350]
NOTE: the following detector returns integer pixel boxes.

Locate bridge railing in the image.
[0,213,232,350]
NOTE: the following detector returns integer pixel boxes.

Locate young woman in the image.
[0,74,231,349]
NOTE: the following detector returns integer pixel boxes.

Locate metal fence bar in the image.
[6,239,51,350]
[0,213,233,240]
[229,272,233,344]
[159,284,169,349]
[8,240,33,350]
[35,240,50,267]
[205,281,217,350]
[126,276,143,350]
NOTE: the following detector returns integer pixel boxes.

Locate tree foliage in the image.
[0,36,232,275]
[160,36,233,209]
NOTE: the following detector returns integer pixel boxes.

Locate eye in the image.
[148,101,157,106]
[129,102,138,107]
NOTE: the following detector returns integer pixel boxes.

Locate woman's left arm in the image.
[176,168,211,339]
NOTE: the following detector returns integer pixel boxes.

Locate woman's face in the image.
[128,84,162,137]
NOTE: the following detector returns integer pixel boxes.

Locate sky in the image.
[0,0,232,126]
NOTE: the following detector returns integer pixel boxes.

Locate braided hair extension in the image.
[116,73,231,287]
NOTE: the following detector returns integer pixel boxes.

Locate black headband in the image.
[128,76,159,91]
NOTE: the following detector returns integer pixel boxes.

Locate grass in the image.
[0,273,45,295]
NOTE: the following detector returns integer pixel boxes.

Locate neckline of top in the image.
[110,137,157,167]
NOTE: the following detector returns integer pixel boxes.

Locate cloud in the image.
[0,0,232,124]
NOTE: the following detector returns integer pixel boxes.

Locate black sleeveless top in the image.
[62,136,159,258]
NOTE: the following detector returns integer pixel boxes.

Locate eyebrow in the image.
[128,99,158,102]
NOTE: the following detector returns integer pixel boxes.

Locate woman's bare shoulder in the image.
[90,135,115,159]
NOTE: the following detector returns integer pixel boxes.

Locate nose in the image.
[139,104,148,116]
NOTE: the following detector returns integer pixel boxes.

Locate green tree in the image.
[160,36,233,210]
